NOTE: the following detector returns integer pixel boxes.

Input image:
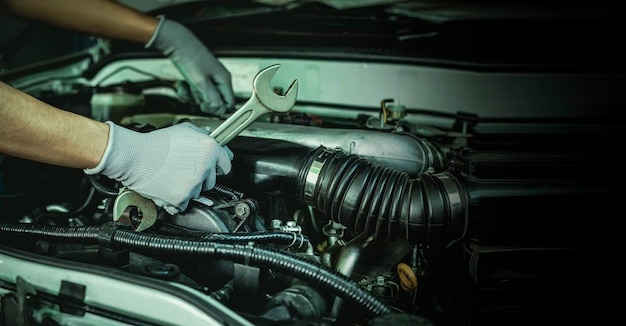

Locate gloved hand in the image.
[146,15,234,116]
[84,121,233,215]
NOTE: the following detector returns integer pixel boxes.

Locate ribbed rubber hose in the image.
[0,222,391,316]
[108,228,390,316]
[298,146,467,246]
[0,223,100,243]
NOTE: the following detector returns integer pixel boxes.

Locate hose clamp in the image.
[303,148,336,205]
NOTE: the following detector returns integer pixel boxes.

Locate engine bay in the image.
[2,63,625,325]
[1,1,626,324]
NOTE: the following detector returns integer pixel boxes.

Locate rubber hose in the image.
[210,279,234,303]
[0,222,390,316]
[298,146,467,246]
[88,175,119,197]
[108,227,391,316]
[33,186,98,223]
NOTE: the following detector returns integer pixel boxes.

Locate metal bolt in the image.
[271,219,282,229]
[234,203,250,218]
[286,221,297,227]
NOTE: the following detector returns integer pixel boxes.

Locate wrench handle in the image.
[209,95,267,146]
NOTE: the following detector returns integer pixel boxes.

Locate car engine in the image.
[1,74,624,325]
[1,2,625,325]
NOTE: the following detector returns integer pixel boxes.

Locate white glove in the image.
[85,121,233,215]
[146,15,234,116]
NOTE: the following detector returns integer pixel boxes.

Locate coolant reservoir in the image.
[90,84,145,123]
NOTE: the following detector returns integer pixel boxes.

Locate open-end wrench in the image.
[112,187,157,232]
[110,65,298,231]
[210,64,299,146]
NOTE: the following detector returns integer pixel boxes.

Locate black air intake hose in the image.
[297,146,468,246]
[0,222,391,317]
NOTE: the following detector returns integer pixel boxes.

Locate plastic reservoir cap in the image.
[397,263,418,291]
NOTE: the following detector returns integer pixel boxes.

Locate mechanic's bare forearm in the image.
[0,81,108,169]
[0,0,158,44]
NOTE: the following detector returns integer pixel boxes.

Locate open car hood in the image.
[1,1,626,325]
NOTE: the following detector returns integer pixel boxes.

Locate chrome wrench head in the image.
[112,188,158,232]
[252,64,299,113]
[210,64,299,146]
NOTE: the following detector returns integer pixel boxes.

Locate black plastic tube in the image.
[154,221,308,248]
[210,279,235,303]
[211,185,243,201]
[87,175,119,197]
[106,227,391,316]
[201,232,308,248]
[33,186,98,223]
[297,146,468,246]
[0,222,391,317]
[0,223,99,243]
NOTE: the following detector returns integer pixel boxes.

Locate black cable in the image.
[253,216,268,232]
[0,223,99,243]
[209,279,234,303]
[0,222,391,317]
[87,175,119,197]
[94,65,172,88]
[202,232,308,248]
[108,228,391,317]
[211,185,243,201]
[154,221,308,248]
[32,186,98,223]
